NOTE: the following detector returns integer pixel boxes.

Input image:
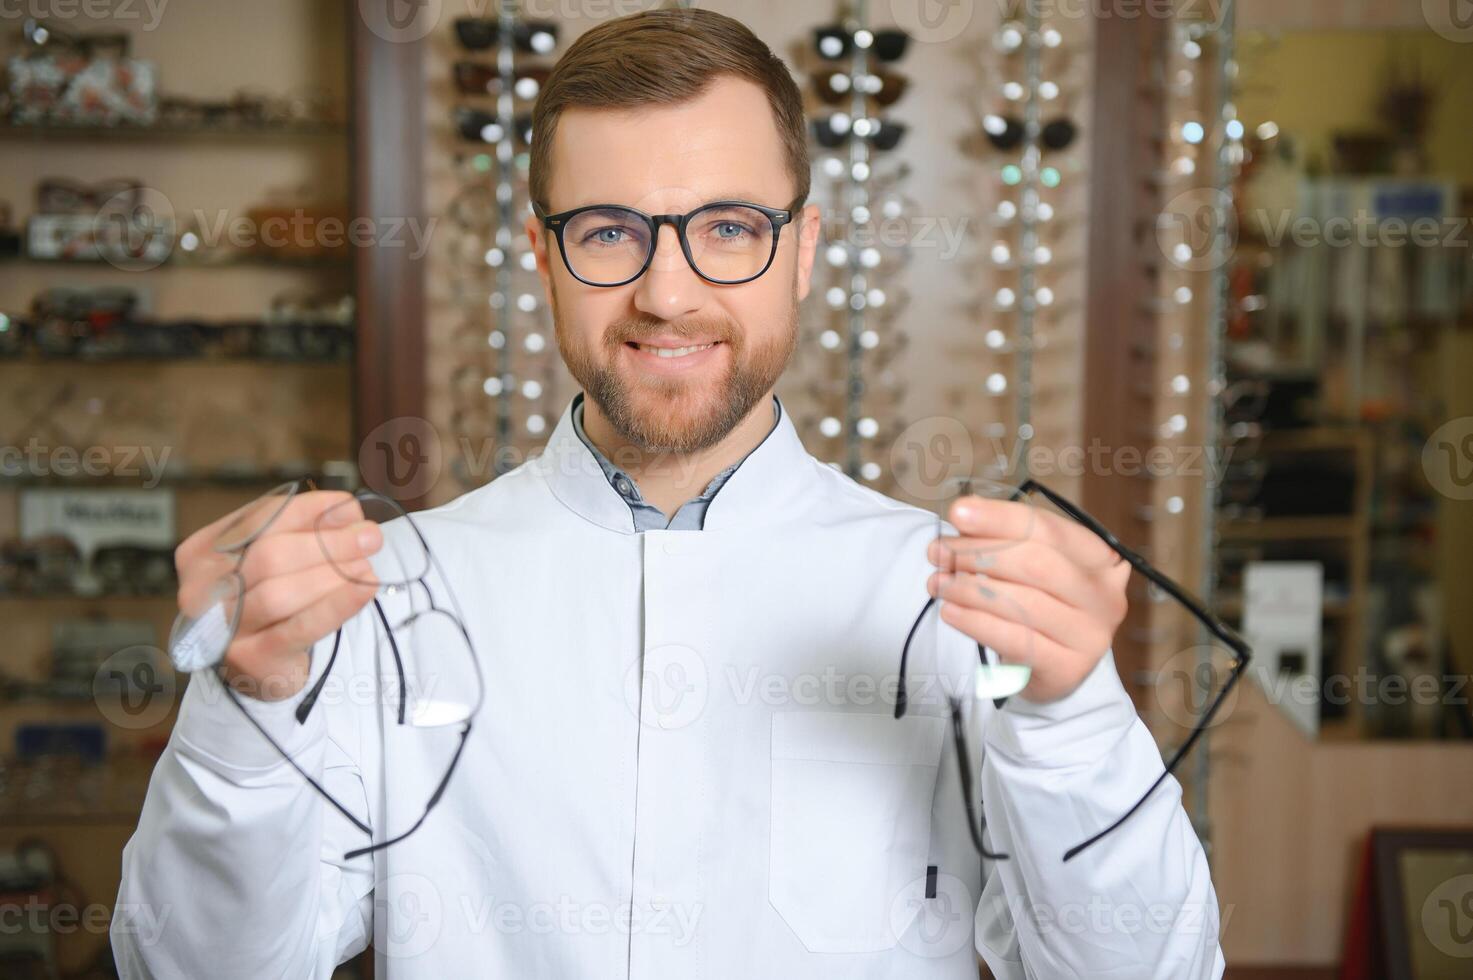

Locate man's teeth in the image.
[636,342,715,358]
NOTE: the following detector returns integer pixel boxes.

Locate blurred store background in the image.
[0,1,1469,977]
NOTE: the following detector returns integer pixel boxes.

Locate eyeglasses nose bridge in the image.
[648,213,688,256]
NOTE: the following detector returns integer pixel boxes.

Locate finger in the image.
[175,497,269,569]
[937,598,1049,667]
[176,499,377,612]
[235,522,383,586]
[948,496,1115,570]
[929,538,1101,612]
[931,571,1109,654]
[937,598,1098,688]
[173,550,241,613]
[227,580,378,681]
[237,559,379,635]
[176,490,361,569]
[179,520,380,603]
[261,490,365,537]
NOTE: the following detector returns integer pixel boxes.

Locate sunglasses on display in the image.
[455,107,533,146]
[812,68,910,108]
[811,114,907,151]
[454,17,559,55]
[452,62,551,100]
[91,545,176,596]
[982,115,1079,152]
[0,535,82,596]
[157,91,339,130]
[812,25,910,62]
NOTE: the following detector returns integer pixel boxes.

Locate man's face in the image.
[526,76,820,455]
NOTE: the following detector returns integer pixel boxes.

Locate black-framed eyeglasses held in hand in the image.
[167,480,485,861]
[895,478,1251,863]
[533,196,803,288]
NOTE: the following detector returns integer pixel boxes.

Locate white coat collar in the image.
[534,392,814,534]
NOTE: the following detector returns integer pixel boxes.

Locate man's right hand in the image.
[175,490,383,701]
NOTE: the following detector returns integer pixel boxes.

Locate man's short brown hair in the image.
[529,8,810,214]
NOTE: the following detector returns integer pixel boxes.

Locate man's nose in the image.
[633,223,709,322]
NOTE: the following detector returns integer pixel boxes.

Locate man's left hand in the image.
[926,495,1132,704]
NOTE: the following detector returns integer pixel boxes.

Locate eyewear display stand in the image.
[444,0,564,487]
[792,0,913,487]
[1132,0,1244,861]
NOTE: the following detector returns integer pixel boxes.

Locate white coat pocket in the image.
[768,710,946,954]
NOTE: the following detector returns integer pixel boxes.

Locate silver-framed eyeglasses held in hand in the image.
[167,480,484,860]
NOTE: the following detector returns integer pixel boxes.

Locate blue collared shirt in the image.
[569,391,781,531]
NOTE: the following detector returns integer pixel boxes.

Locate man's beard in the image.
[551,286,797,455]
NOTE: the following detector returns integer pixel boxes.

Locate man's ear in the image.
[794,203,822,303]
[524,212,554,306]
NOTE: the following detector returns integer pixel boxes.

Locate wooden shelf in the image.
[1218,515,1360,541]
[1213,593,1351,618]
[0,120,345,143]
[0,467,346,490]
[1258,427,1370,453]
[1,252,351,270]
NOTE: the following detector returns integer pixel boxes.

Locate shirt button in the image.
[616,478,633,496]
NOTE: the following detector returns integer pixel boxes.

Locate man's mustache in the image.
[605,316,742,348]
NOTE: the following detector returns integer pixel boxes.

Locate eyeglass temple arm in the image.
[1016,481,1251,655]
[1062,654,1248,861]
[1011,480,1255,861]
[344,725,471,861]
[219,674,372,839]
[893,596,935,719]
[371,598,408,725]
[949,698,1010,860]
[295,628,341,724]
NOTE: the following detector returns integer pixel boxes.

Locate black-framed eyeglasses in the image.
[167,480,485,861]
[895,478,1251,863]
[533,197,803,288]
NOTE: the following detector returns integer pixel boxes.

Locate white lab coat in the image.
[112,395,1225,979]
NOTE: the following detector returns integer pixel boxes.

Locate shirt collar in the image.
[535,392,810,534]
[570,391,759,511]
